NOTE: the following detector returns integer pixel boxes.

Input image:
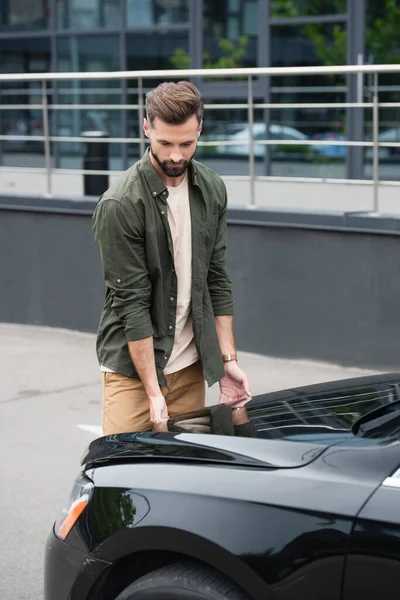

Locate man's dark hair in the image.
[146,81,204,126]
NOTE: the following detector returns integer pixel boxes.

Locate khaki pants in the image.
[102,361,206,434]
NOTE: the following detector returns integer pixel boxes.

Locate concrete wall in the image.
[2,193,400,370]
[1,198,104,333]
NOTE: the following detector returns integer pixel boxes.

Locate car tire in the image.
[114,561,250,600]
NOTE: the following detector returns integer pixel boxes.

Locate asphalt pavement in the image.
[0,323,381,600]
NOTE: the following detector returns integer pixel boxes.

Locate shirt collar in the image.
[140,149,198,198]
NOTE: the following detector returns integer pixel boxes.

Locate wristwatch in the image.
[222,353,238,363]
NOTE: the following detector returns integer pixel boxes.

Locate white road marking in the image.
[77,424,103,437]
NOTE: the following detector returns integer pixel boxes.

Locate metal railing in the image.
[1,64,400,209]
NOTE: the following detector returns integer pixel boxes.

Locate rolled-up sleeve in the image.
[93,199,153,341]
[207,182,234,316]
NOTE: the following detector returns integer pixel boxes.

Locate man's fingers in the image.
[242,377,252,398]
[220,395,239,407]
[152,420,169,432]
[219,391,229,404]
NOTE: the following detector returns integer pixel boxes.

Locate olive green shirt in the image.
[92,150,234,388]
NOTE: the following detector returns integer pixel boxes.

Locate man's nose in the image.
[170,151,183,163]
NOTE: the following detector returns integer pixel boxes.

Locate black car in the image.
[45,373,400,600]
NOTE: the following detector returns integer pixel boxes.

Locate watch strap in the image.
[222,353,238,363]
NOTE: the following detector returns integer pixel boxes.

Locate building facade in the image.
[0,0,399,181]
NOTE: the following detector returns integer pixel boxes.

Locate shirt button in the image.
[116,278,121,283]
[152,191,157,197]
[163,355,168,360]
[160,210,165,215]
[170,296,174,302]
[168,325,173,330]
[163,191,167,196]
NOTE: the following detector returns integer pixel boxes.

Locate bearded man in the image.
[93,81,251,433]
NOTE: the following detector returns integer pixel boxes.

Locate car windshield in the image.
[167,376,400,443]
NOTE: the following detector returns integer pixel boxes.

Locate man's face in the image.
[144,115,201,178]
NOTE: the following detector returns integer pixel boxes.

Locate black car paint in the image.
[82,431,328,470]
[44,373,400,600]
[78,438,400,549]
[71,441,398,599]
[343,483,400,600]
[44,533,110,600]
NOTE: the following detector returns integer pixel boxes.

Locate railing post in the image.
[247,75,255,206]
[357,54,364,106]
[138,77,145,156]
[372,71,379,212]
[42,80,52,195]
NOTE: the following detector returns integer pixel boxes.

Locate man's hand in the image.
[219,361,252,408]
[149,393,169,432]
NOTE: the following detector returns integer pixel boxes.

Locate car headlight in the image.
[55,474,94,541]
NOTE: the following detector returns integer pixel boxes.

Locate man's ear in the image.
[198,120,203,136]
[143,118,150,138]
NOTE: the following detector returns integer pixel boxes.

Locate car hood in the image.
[81,431,332,470]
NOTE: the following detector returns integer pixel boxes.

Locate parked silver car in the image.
[203,122,308,157]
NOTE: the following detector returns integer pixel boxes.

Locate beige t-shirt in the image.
[164,173,198,374]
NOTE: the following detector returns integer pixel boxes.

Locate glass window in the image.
[198,98,267,176]
[364,1,400,180]
[200,98,339,179]
[270,0,346,19]
[57,34,121,77]
[0,37,51,74]
[166,380,400,441]
[127,30,189,71]
[0,0,50,30]
[127,0,189,27]
[366,0,400,64]
[0,38,51,162]
[271,22,347,71]
[249,383,397,439]
[203,0,258,70]
[57,0,121,29]
[56,35,122,168]
[270,23,347,178]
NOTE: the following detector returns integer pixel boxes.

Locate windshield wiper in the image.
[352,400,400,438]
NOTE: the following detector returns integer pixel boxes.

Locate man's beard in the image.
[150,146,196,178]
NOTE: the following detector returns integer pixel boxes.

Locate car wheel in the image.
[114,561,250,600]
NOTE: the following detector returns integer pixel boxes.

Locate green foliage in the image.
[302,23,347,66]
[170,47,191,70]
[272,0,400,67]
[366,0,400,63]
[271,0,302,18]
[203,35,248,69]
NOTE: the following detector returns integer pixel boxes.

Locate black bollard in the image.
[81,131,109,196]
